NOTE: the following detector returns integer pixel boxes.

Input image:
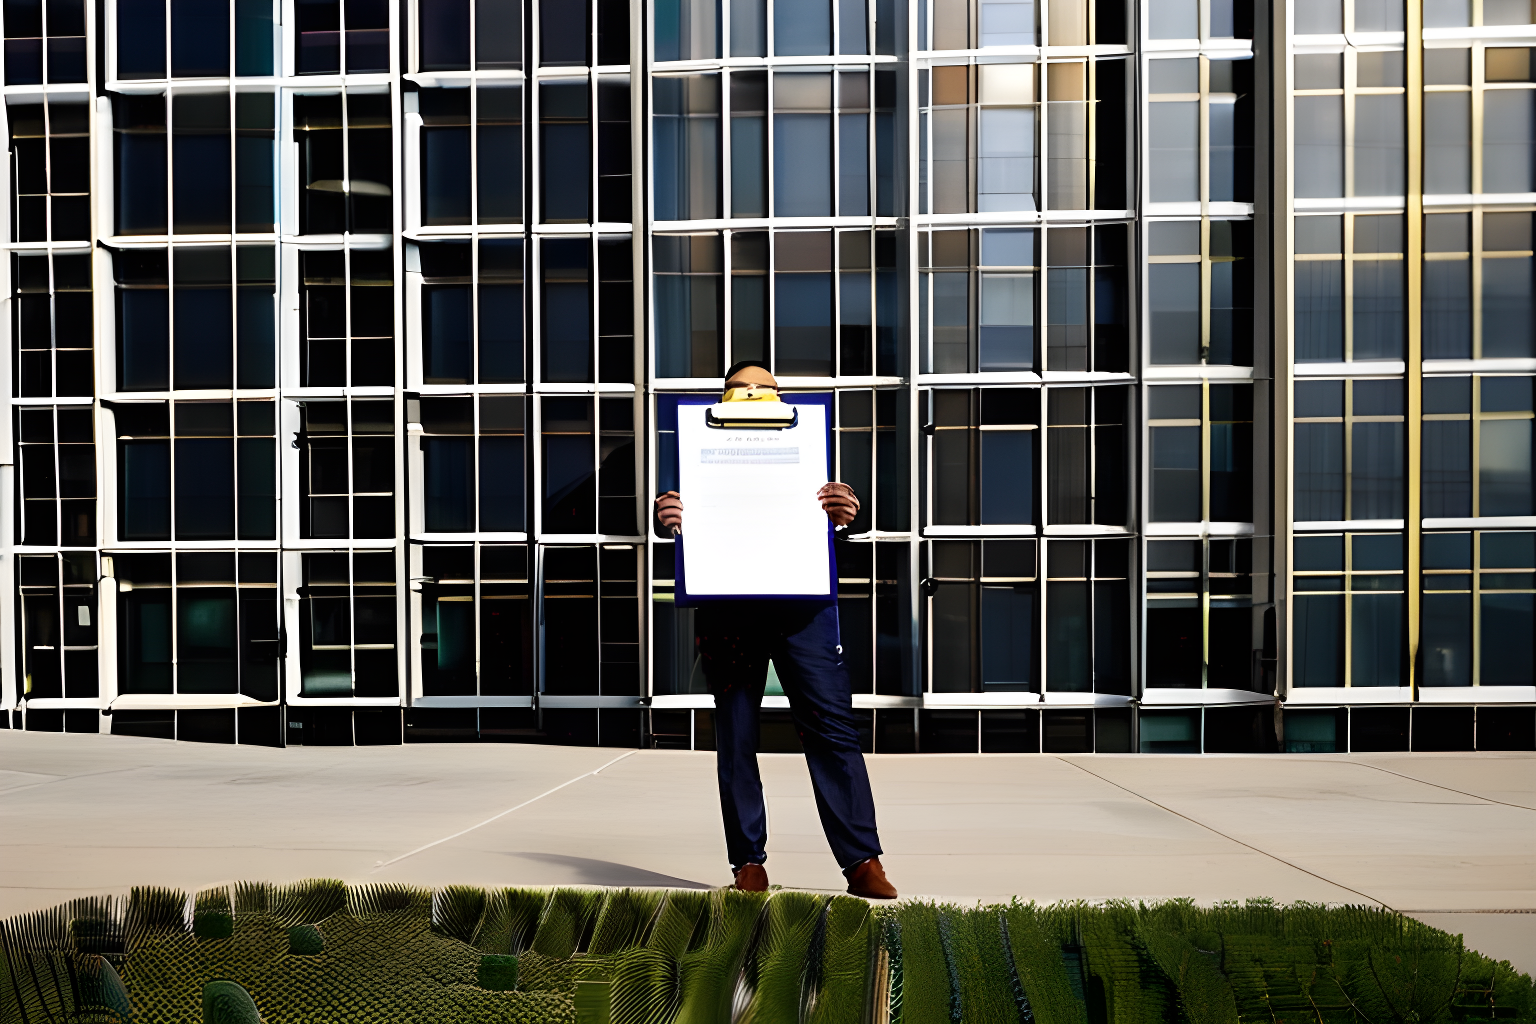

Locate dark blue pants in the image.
[695,601,883,872]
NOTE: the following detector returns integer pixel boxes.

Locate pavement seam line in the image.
[370,749,639,871]
[1056,756,1392,910]
[1314,758,1536,813]
[0,764,166,801]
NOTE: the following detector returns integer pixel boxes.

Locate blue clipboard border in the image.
[672,392,838,606]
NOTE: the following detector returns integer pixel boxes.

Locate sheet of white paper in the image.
[677,403,830,597]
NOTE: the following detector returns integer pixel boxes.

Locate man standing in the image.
[654,361,898,900]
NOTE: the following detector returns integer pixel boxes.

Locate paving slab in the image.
[1347,753,1536,810]
[0,731,1531,972]
[1068,754,1536,911]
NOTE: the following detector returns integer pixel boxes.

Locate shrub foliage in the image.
[1,886,1529,1024]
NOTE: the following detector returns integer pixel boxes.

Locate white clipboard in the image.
[676,401,833,599]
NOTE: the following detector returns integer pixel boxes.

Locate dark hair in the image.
[724,360,772,381]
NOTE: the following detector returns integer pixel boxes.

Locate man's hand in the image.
[818,482,861,527]
[655,491,684,533]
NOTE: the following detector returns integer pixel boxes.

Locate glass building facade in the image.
[2,0,1533,754]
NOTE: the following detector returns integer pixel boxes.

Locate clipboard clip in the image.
[705,402,799,429]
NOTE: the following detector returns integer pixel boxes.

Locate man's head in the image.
[723,360,779,397]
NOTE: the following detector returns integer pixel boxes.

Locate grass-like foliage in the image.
[477,954,519,992]
[2,887,1531,1024]
[285,926,324,957]
[201,981,261,1024]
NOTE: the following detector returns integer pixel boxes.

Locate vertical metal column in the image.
[1405,0,1424,696]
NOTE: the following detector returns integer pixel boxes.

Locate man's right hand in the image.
[655,491,683,533]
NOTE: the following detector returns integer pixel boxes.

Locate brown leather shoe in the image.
[733,863,769,892]
[845,857,898,899]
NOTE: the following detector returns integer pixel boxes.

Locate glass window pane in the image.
[1423,419,1472,518]
[1149,102,1198,202]
[177,591,237,692]
[1295,421,1344,521]
[1150,425,1201,521]
[1294,593,1343,685]
[1148,263,1199,364]
[980,429,1031,523]
[978,0,1034,44]
[1294,96,1343,198]
[1351,593,1402,686]
[542,398,594,532]
[1481,257,1534,358]
[477,0,522,69]
[774,75,832,216]
[423,121,471,226]
[1483,91,1535,194]
[1424,258,1471,358]
[420,0,470,69]
[775,271,833,377]
[978,273,1033,369]
[1351,420,1404,520]
[1045,580,1089,690]
[1352,94,1404,197]
[981,585,1031,689]
[775,0,830,54]
[654,233,722,377]
[542,80,591,223]
[174,437,234,539]
[654,75,721,221]
[1045,97,1087,209]
[1209,419,1252,522]
[1352,260,1403,361]
[978,107,1035,212]
[1425,92,1471,194]
[425,437,474,531]
[123,440,171,539]
[1420,592,1471,686]
[655,0,719,60]
[1149,0,1196,37]
[1481,592,1535,685]
[117,0,166,78]
[1479,418,1534,516]
[730,0,765,55]
[1294,260,1343,362]
[839,111,870,216]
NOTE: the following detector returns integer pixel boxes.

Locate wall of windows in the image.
[4,0,1531,751]
[919,226,1129,373]
[1145,537,1259,689]
[412,542,532,697]
[1292,532,1407,688]
[114,0,276,78]
[293,550,397,697]
[656,228,899,380]
[112,91,275,237]
[1282,0,1536,711]
[294,399,395,539]
[1423,212,1532,360]
[114,551,279,698]
[1147,220,1253,366]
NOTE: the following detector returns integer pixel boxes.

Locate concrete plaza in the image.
[0,731,1531,971]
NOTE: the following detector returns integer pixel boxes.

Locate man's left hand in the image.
[817,482,861,527]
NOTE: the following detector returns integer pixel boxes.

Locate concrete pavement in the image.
[0,731,1531,971]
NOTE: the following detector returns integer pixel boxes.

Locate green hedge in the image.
[1,886,1529,1024]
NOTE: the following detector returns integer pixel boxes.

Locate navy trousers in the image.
[695,601,883,872]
